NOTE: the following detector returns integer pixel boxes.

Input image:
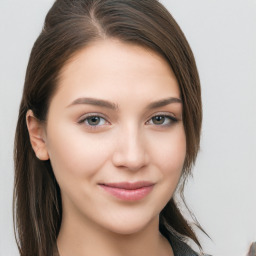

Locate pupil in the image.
[153,116,164,124]
[88,116,100,125]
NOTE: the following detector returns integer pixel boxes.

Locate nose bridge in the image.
[112,122,148,170]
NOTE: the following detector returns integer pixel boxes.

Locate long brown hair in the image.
[13,0,204,255]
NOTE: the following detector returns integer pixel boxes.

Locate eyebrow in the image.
[146,97,182,110]
[67,96,182,110]
[67,97,118,110]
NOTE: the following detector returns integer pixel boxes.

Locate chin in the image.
[106,222,150,235]
[100,211,159,236]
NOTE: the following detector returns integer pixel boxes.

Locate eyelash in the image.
[77,113,109,130]
[146,114,178,126]
[77,113,178,130]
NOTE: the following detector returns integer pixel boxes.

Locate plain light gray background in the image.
[0,0,255,255]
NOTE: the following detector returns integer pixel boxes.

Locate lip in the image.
[98,181,154,201]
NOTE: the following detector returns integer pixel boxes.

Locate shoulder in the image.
[168,234,198,256]
[167,232,210,256]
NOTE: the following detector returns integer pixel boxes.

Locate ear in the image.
[26,110,49,161]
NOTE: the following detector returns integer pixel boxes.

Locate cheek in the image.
[145,127,186,215]
[150,127,186,175]
[45,123,110,184]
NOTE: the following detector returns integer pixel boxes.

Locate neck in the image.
[57,209,173,256]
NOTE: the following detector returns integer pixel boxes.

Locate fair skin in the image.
[26,39,186,256]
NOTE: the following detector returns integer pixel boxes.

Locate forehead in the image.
[53,39,180,107]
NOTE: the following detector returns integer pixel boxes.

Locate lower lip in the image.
[99,185,154,201]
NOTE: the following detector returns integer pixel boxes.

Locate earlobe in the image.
[26,110,49,161]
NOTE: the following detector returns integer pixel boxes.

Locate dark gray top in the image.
[167,232,199,256]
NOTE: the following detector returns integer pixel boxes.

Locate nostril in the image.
[112,148,148,171]
[112,154,147,171]
[111,133,148,170]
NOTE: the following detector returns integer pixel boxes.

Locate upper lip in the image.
[99,181,154,190]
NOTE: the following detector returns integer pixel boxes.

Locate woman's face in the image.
[44,39,186,234]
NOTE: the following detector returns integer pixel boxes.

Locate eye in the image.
[78,114,108,127]
[147,115,177,126]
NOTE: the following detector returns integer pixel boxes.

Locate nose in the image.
[112,125,149,171]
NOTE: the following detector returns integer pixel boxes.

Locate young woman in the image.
[13,0,208,255]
